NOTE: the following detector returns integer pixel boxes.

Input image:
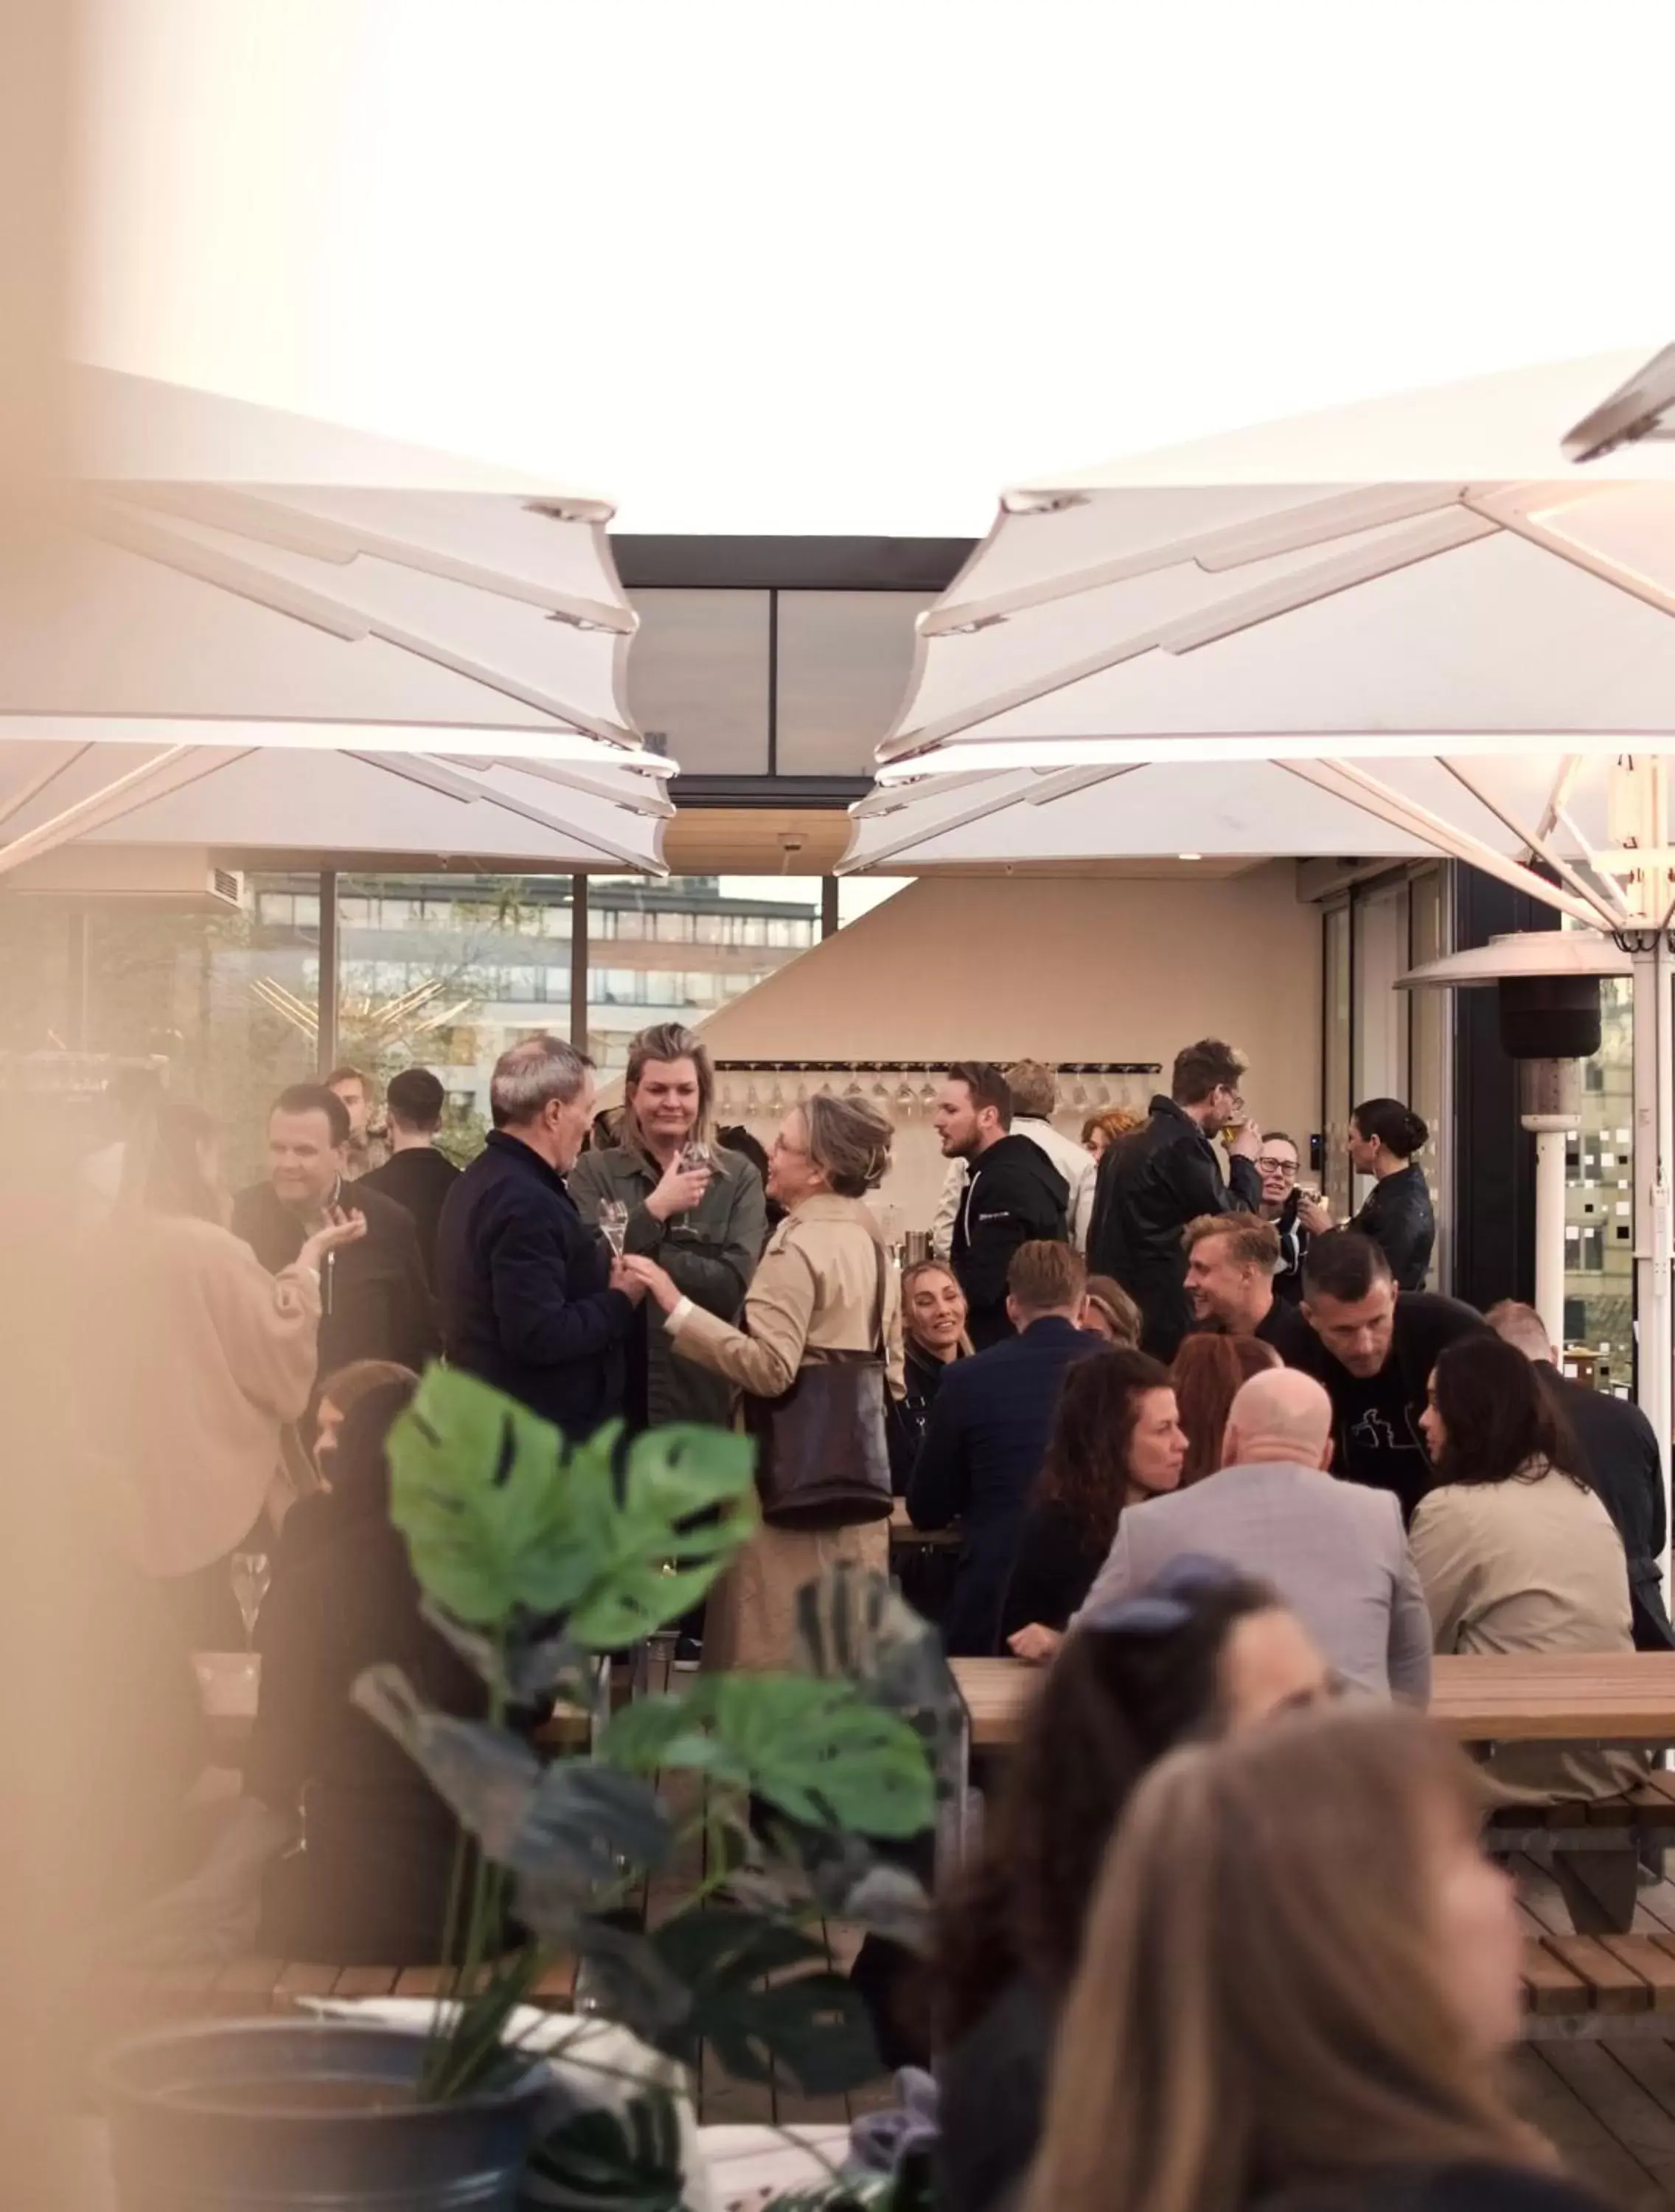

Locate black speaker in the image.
[1496,974,1602,1061]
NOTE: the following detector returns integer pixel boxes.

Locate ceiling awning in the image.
[0,366,668,876]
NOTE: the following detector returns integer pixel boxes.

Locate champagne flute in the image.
[598,1198,630,1258]
[231,1549,271,1652]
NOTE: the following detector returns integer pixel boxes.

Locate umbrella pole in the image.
[1632,940,1674,1565]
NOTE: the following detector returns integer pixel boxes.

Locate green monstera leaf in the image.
[650,1909,882,2094]
[793,1565,965,1801]
[562,1422,758,1650]
[601,1674,933,1839]
[388,1368,578,1626]
[388,1370,756,1640]
[524,2093,686,2212]
[353,1664,671,1882]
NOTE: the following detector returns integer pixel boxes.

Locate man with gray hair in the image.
[1073,1366,1432,1702]
[435,1035,643,1437]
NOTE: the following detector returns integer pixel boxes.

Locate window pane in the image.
[1566,970,1633,1376]
[774,591,938,774]
[1322,903,1352,1222]
[626,589,770,773]
[582,874,822,1075]
[1407,866,1450,1288]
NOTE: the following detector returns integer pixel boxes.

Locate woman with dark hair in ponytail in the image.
[1348,1098,1435,1292]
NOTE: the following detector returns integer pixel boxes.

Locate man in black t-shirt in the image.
[360,1068,460,1285]
[1286,1230,1484,1521]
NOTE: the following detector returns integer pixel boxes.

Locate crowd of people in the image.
[74,1021,1670,2208]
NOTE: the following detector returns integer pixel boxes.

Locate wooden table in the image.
[950,1652,1675,1752]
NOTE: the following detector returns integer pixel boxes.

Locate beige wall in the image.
[699,866,1321,1231]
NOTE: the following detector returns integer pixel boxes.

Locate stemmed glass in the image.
[678,1138,714,1178]
[598,1199,630,1258]
[231,1549,271,1652]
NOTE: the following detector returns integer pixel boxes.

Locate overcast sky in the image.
[74,0,1675,535]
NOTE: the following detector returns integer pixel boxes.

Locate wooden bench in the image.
[1521,1930,1675,2037]
[1488,1775,1675,1857]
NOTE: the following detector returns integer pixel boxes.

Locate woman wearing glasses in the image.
[934,1559,1334,2212]
[1256,1132,1332,1305]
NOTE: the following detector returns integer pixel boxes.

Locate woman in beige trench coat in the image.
[623,1091,903,1672]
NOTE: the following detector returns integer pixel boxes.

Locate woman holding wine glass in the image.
[91,1099,366,1648]
[568,1023,767,1437]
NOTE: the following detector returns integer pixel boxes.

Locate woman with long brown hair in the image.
[1171,1329,1281,1486]
[1000,1347,1185,1661]
[935,1562,1334,2212]
[1028,1705,1603,2212]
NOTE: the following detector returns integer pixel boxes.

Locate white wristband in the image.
[667,1295,695,1334]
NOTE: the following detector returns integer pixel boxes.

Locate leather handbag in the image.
[744,1232,894,1532]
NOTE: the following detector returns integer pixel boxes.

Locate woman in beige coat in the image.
[624,1092,902,1672]
[94,1103,365,1638]
[1414,1334,1641,1931]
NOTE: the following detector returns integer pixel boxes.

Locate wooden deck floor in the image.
[1503,1854,1675,2208]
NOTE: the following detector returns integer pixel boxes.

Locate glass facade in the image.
[0,875,320,1186]
[1565,971,1634,1375]
[1318,863,1450,1286]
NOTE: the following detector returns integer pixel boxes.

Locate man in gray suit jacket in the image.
[1075,1367,1432,1703]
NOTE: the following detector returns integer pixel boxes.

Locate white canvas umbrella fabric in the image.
[0,365,669,877]
[849,349,1675,1476]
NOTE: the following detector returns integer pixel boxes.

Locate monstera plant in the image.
[352,1366,959,2208]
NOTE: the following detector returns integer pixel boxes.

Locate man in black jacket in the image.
[233,1083,437,1388]
[1088,1038,1264,1359]
[1488,1299,1675,1650]
[434,1035,643,1439]
[1287,1230,1484,1520]
[360,1067,460,1284]
[907,1242,1103,1655]
[933,1062,1069,1352]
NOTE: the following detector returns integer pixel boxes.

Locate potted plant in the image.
[102,1367,956,2211]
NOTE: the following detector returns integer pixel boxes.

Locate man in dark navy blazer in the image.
[907,1241,1104,1655]
[435,1035,644,1439]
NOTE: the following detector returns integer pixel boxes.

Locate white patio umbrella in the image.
[0,743,671,877]
[0,364,669,878]
[850,348,1675,1471]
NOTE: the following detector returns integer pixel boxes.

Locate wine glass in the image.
[678,1138,714,1178]
[231,1549,271,1652]
[598,1198,630,1258]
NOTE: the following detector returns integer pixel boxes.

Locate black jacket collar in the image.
[485,1127,571,1199]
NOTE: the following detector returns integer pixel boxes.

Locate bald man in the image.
[1073,1367,1432,1701]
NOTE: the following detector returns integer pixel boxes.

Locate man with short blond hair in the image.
[1183,1211,1312,1358]
[908,1240,1101,1655]
[1076,1366,1432,1701]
